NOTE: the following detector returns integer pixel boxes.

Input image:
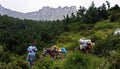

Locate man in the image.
[27,41,37,67]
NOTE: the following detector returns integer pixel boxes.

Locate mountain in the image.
[0,5,76,21]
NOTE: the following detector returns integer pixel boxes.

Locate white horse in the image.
[79,38,95,53]
[114,29,120,35]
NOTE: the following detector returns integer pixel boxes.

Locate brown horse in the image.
[43,48,58,58]
[81,42,95,53]
[42,47,64,59]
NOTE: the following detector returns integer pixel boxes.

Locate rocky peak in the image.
[0,5,77,21]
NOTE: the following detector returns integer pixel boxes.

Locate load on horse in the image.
[114,28,120,35]
[42,45,67,58]
[79,38,95,53]
[53,45,67,54]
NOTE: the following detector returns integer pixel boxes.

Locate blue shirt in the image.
[27,46,37,56]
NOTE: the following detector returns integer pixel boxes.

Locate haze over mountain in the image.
[0,4,76,21]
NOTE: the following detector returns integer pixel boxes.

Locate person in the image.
[27,41,38,67]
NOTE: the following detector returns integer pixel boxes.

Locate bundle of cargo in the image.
[79,38,91,49]
[114,28,120,35]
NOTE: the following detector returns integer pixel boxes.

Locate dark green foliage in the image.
[63,14,70,31]
[97,3,109,20]
[108,50,120,69]
[106,1,110,9]
[35,57,54,69]
[70,13,76,22]
[76,6,86,21]
[0,51,11,63]
[109,4,120,22]
[0,15,66,68]
[110,4,120,11]
[0,15,65,55]
[0,60,29,69]
[13,60,29,69]
[77,6,86,17]
[68,22,81,32]
[83,2,99,23]
[109,58,120,69]
[57,36,72,43]
[62,52,105,69]
[68,22,95,34]
[110,13,120,22]
[94,35,120,57]
[63,2,110,24]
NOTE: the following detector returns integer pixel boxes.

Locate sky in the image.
[0,0,120,13]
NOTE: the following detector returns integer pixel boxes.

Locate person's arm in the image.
[28,50,32,52]
[32,46,37,52]
[27,46,32,52]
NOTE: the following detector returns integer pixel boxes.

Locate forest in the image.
[0,1,120,69]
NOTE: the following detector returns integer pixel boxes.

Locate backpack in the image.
[61,47,67,53]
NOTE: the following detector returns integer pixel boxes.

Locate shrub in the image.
[68,22,81,32]
[0,60,29,69]
[35,57,54,69]
[0,52,11,63]
[108,50,120,69]
[110,13,120,22]
[62,52,106,69]
[13,60,29,69]
[57,34,73,43]
[94,35,120,57]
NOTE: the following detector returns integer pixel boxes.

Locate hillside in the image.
[33,20,120,69]
[0,2,120,69]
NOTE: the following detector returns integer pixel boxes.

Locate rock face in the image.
[0,5,76,21]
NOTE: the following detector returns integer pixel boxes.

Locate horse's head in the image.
[43,48,56,58]
[42,48,47,57]
[90,42,95,48]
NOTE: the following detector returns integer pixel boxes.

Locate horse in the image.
[42,47,65,59]
[114,29,120,35]
[42,48,59,58]
[81,42,95,53]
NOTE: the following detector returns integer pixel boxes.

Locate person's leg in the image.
[29,55,35,67]
[27,54,30,61]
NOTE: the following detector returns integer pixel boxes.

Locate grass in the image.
[62,52,108,69]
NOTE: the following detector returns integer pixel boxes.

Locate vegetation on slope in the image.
[0,1,120,69]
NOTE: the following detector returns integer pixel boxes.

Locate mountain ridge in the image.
[0,4,76,21]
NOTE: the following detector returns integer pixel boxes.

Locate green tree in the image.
[63,14,70,31]
[70,13,76,22]
[97,3,109,20]
[110,4,120,11]
[106,1,110,9]
[76,6,86,21]
[83,1,99,23]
